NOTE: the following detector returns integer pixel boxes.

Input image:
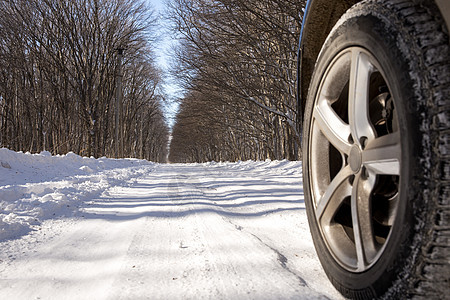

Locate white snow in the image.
[0,148,343,299]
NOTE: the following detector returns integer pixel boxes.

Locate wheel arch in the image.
[297,0,449,129]
[297,0,360,123]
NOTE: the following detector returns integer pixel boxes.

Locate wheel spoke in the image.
[351,172,377,270]
[313,99,351,154]
[316,165,353,221]
[349,49,376,144]
[362,132,401,175]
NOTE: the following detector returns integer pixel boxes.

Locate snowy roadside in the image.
[0,148,154,241]
[0,149,300,243]
[0,150,343,299]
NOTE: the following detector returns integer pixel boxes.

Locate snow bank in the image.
[0,148,154,241]
[0,149,302,242]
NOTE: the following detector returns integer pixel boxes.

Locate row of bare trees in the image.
[168,0,306,163]
[0,0,169,162]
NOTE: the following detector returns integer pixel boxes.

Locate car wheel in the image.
[302,0,449,298]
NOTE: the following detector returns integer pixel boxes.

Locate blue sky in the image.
[148,0,165,10]
[147,0,172,71]
[147,0,181,128]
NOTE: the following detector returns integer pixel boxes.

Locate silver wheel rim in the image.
[309,47,401,272]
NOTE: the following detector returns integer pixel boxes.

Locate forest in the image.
[0,0,168,162]
[0,0,306,163]
[168,0,306,163]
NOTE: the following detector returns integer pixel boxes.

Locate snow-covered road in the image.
[0,150,342,299]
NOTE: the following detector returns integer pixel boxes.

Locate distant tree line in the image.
[168,0,306,163]
[0,0,169,162]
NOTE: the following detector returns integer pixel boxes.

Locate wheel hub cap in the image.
[349,145,362,173]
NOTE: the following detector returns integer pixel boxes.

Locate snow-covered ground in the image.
[0,148,343,299]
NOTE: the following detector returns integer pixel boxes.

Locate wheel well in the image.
[298,0,446,116]
[299,0,360,114]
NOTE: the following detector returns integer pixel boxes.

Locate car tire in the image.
[302,0,449,298]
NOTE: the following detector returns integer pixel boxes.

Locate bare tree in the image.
[168,0,306,162]
[0,0,169,161]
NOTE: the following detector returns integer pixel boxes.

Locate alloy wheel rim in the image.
[309,47,402,272]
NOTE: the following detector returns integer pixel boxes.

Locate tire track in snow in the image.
[231,220,309,288]
[175,164,332,299]
[0,162,343,300]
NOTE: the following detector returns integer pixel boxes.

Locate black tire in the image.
[302,0,449,299]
